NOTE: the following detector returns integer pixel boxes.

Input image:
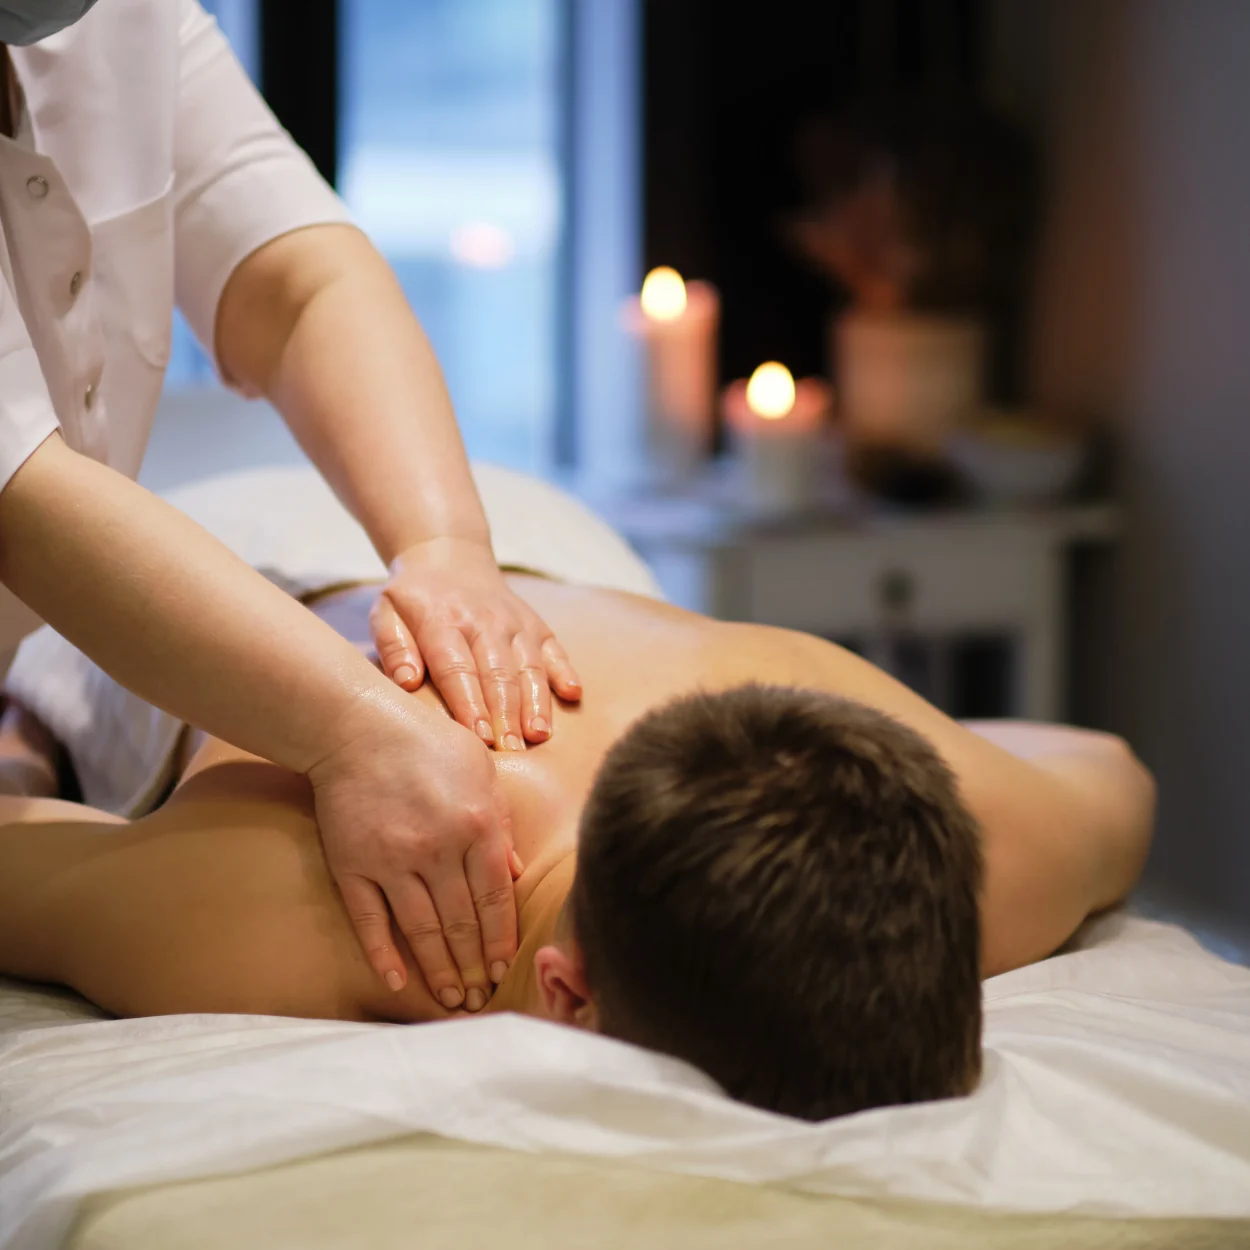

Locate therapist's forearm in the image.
[217,224,489,565]
[0,436,415,773]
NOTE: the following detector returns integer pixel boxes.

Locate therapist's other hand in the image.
[370,537,583,749]
[309,702,522,1008]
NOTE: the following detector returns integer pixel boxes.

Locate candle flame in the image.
[641,267,688,322]
[746,363,796,420]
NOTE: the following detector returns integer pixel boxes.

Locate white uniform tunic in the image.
[0,0,351,664]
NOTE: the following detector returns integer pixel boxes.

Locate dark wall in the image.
[643,0,982,387]
[1022,0,1250,923]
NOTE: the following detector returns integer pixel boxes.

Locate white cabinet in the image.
[599,494,1117,722]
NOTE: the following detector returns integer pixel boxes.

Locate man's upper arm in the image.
[955,724,1155,975]
[777,632,1155,976]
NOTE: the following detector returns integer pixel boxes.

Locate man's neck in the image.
[487,851,576,1019]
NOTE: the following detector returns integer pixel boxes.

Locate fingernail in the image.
[393,664,417,686]
[490,960,509,984]
[465,988,487,1012]
[530,716,550,738]
[503,733,523,752]
[476,720,494,744]
[509,848,525,877]
[439,987,464,1010]
[385,970,404,992]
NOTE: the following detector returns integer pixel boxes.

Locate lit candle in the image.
[622,267,721,486]
[724,364,833,513]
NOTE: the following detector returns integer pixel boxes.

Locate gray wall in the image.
[992,0,1250,921]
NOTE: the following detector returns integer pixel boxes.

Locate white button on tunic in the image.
[0,0,352,663]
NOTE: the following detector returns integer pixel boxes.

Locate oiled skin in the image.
[0,576,1154,1023]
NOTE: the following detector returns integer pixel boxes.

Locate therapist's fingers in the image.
[542,636,583,704]
[471,627,525,751]
[465,832,519,986]
[385,874,467,1011]
[417,868,493,1012]
[369,594,424,691]
[512,633,552,743]
[418,622,494,746]
[338,872,407,992]
[495,777,525,882]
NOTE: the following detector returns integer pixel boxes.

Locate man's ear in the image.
[534,943,598,1030]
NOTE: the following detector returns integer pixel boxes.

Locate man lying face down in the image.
[540,686,982,1120]
[0,574,1153,1123]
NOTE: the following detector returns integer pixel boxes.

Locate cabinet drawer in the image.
[744,529,1050,633]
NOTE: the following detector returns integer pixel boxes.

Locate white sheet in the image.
[3,914,1249,1250]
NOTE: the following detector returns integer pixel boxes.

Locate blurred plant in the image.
[787,93,1038,317]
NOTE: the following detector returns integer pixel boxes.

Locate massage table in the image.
[2,467,1249,1250]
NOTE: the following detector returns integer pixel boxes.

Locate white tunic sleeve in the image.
[171,0,354,385]
[0,267,60,489]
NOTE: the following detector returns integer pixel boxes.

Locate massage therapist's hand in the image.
[308,698,522,1010]
[369,537,583,749]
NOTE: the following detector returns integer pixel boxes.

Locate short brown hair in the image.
[571,684,983,1121]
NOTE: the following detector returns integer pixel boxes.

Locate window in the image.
[340,0,564,473]
[165,0,565,475]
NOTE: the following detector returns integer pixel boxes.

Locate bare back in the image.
[0,576,1151,1024]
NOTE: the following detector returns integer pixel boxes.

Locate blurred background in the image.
[150,0,1249,956]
